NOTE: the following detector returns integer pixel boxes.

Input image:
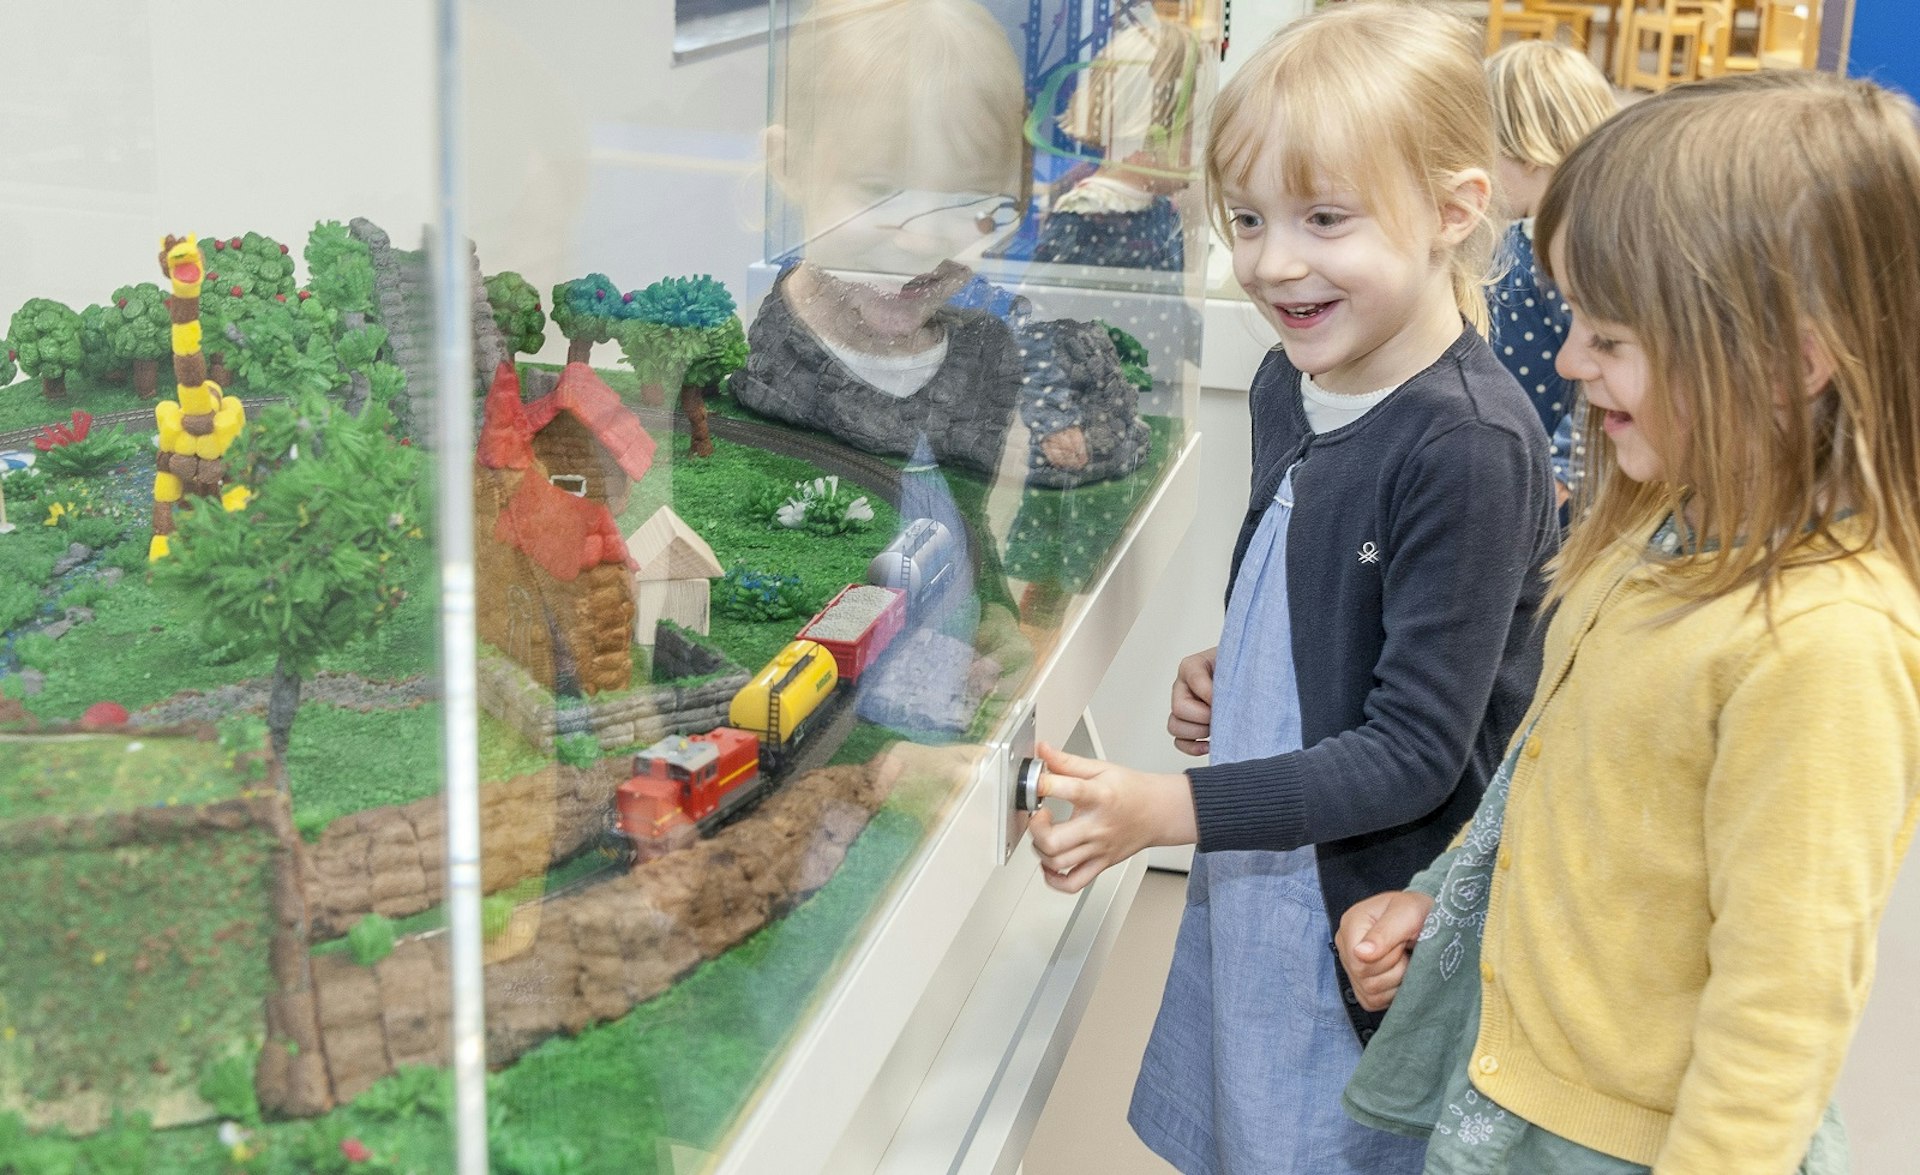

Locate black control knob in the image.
[1014,756,1044,812]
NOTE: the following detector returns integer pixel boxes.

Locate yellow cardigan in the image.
[1473,521,1920,1171]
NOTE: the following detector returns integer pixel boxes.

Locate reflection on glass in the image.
[0,0,1212,1168]
[1032,0,1215,272]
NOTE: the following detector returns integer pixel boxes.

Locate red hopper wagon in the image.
[796,584,906,682]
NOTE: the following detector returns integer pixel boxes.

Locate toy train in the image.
[866,518,958,612]
[612,584,906,863]
[612,516,963,864]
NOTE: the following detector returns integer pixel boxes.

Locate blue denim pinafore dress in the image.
[1127,468,1427,1175]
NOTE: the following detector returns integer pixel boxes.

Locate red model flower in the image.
[34,410,93,452]
[341,1137,373,1162]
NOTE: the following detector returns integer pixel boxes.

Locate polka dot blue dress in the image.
[1488,221,1577,484]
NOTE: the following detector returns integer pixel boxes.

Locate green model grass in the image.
[0,733,238,821]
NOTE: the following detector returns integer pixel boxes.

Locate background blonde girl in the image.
[1482,40,1616,507]
[1027,4,1558,1171]
[1339,70,1920,1173]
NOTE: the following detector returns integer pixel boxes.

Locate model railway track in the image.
[0,396,282,453]
[626,406,912,512]
[496,691,863,913]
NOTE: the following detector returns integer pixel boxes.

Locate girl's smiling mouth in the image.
[1274,300,1338,327]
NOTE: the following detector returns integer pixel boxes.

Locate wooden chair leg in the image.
[1615,10,1637,85]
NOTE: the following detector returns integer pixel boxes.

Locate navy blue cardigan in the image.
[1186,329,1556,1036]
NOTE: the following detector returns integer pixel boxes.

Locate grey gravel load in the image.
[803,585,896,641]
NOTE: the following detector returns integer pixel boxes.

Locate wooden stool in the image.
[1486,0,1568,54]
[1618,0,1705,92]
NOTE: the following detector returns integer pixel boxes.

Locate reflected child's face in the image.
[786,119,1019,340]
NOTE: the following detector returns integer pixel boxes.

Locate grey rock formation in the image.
[731,272,1020,475]
[1016,318,1153,488]
[855,628,998,734]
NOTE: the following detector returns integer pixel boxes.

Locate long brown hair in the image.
[1205,1,1497,333]
[1537,71,1920,607]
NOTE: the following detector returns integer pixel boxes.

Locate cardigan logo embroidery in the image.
[1358,541,1381,564]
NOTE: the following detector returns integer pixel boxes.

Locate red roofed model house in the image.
[522,362,657,513]
[475,363,646,696]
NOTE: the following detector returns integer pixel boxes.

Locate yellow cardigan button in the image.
[1497,848,1512,870]
[1477,1055,1499,1075]
[1480,961,1494,983]
[1524,737,1542,759]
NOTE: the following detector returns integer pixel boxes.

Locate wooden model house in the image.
[474,363,650,696]
[522,362,657,514]
[625,505,724,648]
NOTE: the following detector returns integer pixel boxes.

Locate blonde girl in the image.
[1026,4,1558,1171]
[1339,71,1920,1173]
[1483,40,1616,504]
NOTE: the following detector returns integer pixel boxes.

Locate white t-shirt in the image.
[1299,371,1397,433]
[819,334,950,399]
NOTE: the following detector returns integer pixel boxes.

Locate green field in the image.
[0,733,242,821]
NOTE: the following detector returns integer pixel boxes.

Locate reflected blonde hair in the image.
[779,0,1026,196]
[1484,41,1617,169]
[1206,1,1497,332]
[1538,71,1920,606]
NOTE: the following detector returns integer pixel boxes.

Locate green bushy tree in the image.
[104,282,174,398]
[76,302,122,385]
[200,232,296,301]
[7,298,83,399]
[485,272,546,357]
[153,388,424,759]
[227,296,340,399]
[305,220,375,322]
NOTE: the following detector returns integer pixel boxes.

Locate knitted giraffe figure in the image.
[151,234,249,560]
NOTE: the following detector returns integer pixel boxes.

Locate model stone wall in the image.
[476,631,747,755]
[349,217,506,443]
[300,759,628,940]
[307,759,892,1102]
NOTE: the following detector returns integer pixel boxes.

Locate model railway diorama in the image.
[0,213,1180,1170]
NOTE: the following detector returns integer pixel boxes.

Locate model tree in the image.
[227,296,340,400]
[76,302,124,386]
[622,275,746,457]
[550,273,622,364]
[154,387,423,762]
[334,323,396,416]
[0,343,16,387]
[485,272,546,357]
[195,280,249,386]
[305,220,374,327]
[105,283,174,399]
[7,299,83,400]
[202,232,297,301]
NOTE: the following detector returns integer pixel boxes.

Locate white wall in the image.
[464,0,770,365]
[0,1,435,320]
[0,0,771,363]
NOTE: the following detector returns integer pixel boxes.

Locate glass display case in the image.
[0,1,1212,1170]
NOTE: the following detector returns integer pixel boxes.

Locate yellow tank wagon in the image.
[728,639,840,763]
